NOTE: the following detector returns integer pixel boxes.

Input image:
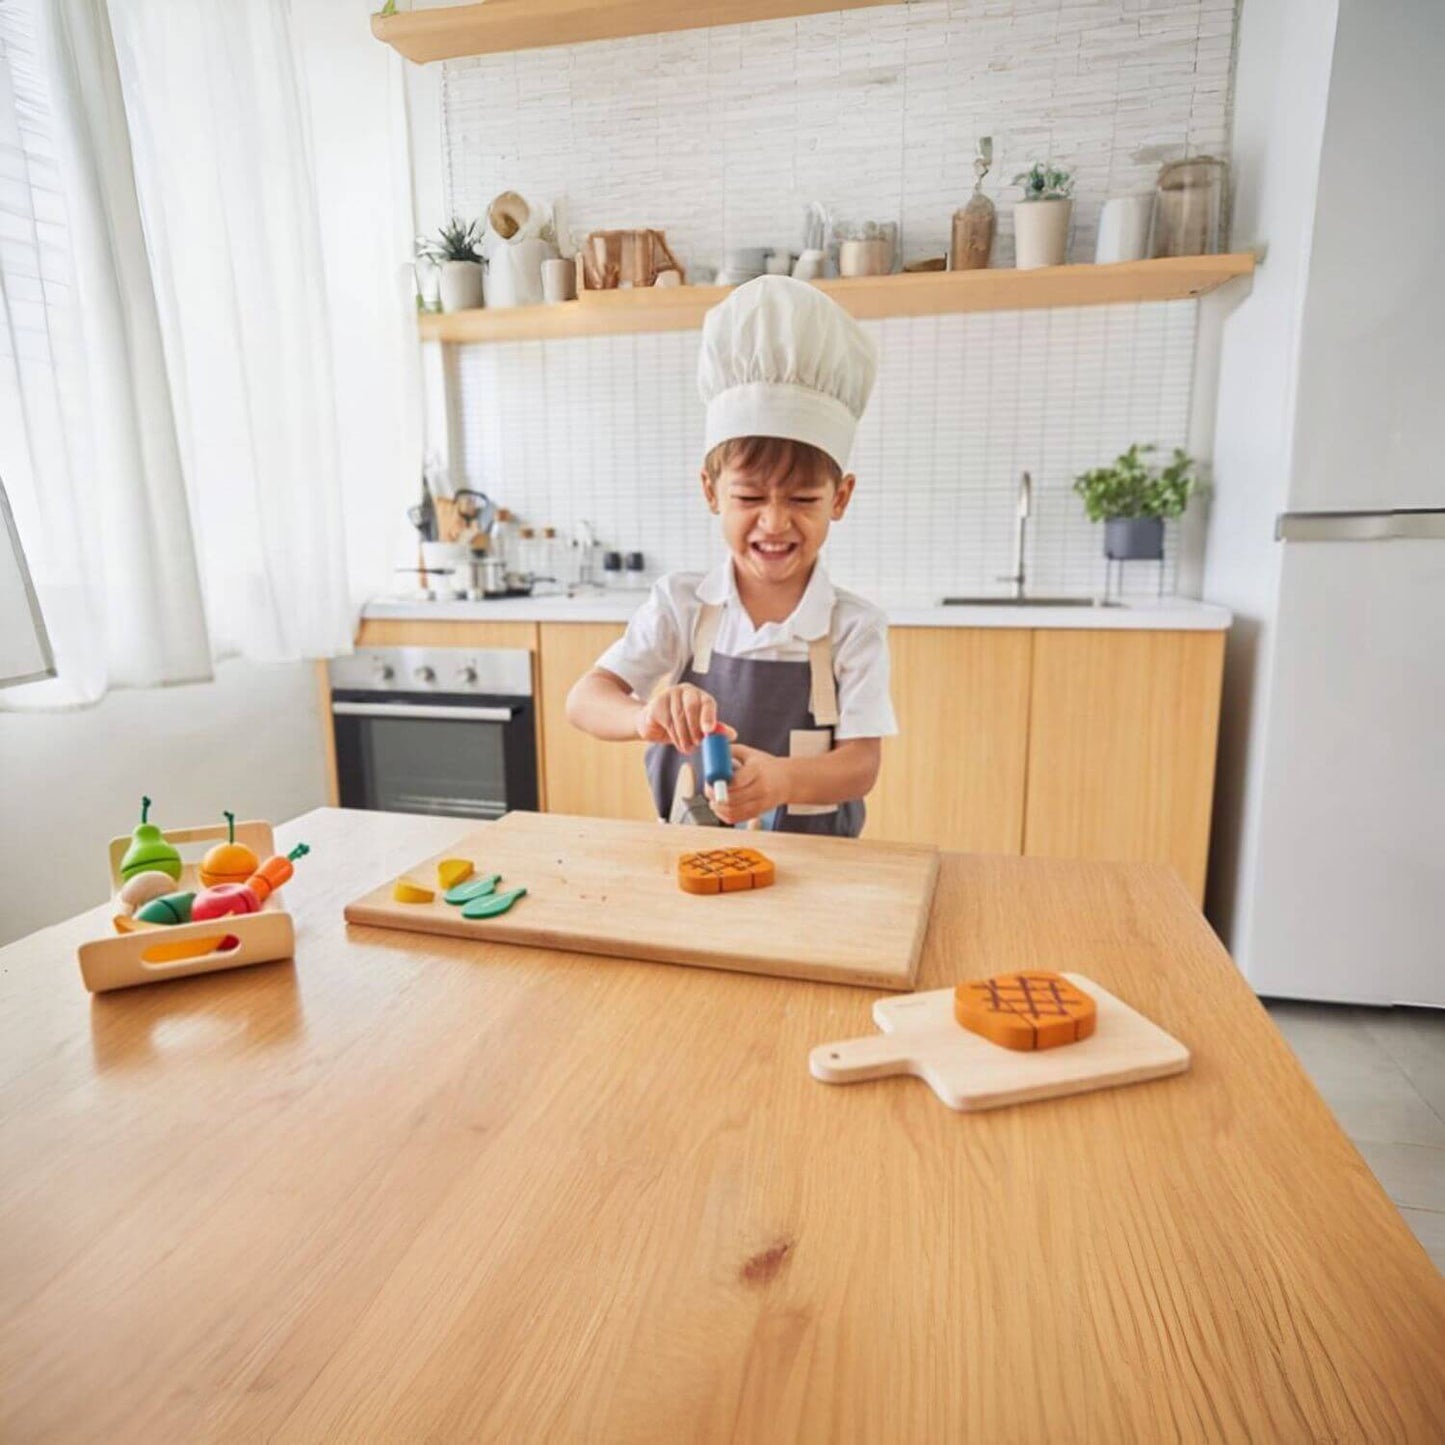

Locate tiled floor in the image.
[1266,1000,1445,1272]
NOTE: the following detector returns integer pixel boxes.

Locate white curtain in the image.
[106,0,354,661]
[0,0,211,708]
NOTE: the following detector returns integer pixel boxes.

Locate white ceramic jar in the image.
[1013,198,1072,269]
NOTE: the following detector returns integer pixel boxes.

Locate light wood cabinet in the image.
[1023,629,1225,903]
[865,629,1032,854]
[355,619,538,652]
[537,623,656,823]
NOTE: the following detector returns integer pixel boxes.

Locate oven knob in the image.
[372,660,394,682]
[413,665,437,684]
[456,665,478,685]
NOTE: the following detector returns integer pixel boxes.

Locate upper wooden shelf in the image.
[418,254,1257,345]
[373,0,905,64]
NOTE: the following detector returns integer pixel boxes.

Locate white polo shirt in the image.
[595,559,898,740]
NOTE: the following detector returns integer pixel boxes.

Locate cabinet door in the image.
[355,620,539,652]
[1023,629,1225,903]
[538,623,657,822]
[865,628,1032,854]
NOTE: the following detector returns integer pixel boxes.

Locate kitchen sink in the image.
[941,596,1122,608]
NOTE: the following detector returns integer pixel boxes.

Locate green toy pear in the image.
[120,796,183,883]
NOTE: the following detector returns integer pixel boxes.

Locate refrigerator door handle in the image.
[1275,508,1445,542]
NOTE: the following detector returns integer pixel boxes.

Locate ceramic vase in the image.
[1095,195,1154,264]
[1104,516,1165,561]
[439,260,484,313]
[484,239,555,308]
[1014,198,1072,269]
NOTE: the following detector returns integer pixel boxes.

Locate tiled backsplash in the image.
[438,0,1235,599]
[454,300,1196,598]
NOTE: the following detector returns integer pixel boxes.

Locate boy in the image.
[565,275,895,835]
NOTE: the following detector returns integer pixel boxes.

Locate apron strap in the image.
[691,602,723,676]
[807,634,839,727]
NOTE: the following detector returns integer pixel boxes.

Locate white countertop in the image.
[362,590,1232,631]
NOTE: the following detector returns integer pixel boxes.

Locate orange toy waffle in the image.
[954,971,1097,1052]
[677,847,776,896]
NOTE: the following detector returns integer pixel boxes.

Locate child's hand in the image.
[709,743,789,825]
[634,684,736,754]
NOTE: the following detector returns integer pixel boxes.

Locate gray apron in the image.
[644,600,865,838]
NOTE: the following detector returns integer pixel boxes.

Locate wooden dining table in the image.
[2,807,1442,1442]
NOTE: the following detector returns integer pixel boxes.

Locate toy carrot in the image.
[245,843,310,905]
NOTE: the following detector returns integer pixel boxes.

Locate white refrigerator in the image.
[1221,0,1445,1005]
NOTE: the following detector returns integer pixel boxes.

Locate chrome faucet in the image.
[997,471,1032,599]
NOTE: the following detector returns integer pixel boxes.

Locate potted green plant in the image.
[417,218,484,313]
[1073,444,1197,561]
[1012,161,1074,269]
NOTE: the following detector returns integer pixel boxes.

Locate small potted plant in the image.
[1073,444,1197,561]
[1012,161,1074,269]
[417,218,484,313]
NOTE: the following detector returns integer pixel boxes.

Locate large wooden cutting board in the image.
[343,811,939,990]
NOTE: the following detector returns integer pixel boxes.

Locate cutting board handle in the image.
[809,1033,913,1084]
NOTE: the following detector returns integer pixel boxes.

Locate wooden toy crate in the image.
[78,819,295,993]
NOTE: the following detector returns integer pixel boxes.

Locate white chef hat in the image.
[698,275,878,473]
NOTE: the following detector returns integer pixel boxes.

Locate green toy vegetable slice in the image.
[460,886,527,920]
[444,874,502,905]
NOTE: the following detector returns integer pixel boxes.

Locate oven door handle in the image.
[331,701,518,722]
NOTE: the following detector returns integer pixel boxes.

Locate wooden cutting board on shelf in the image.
[343,811,939,990]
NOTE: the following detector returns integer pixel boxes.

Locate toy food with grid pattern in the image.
[955,971,1097,1051]
[677,847,776,895]
[78,819,295,993]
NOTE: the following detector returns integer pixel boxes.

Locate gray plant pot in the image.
[1104,516,1165,561]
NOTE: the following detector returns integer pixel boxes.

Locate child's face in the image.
[701,461,855,590]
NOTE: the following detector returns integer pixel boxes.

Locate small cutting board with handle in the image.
[810,974,1189,1111]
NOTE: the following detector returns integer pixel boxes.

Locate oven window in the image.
[360,715,509,818]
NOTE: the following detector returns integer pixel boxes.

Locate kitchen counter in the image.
[1,807,1440,1440]
[362,591,1232,630]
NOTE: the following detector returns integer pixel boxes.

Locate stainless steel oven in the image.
[328,646,538,819]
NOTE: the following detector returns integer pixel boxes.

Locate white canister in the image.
[1013,198,1072,270]
[484,238,555,308]
[439,260,484,312]
[838,238,893,277]
[541,257,577,303]
[1095,194,1155,264]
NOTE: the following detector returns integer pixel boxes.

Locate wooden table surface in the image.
[2,808,1442,1442]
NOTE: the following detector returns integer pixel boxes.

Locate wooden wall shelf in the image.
[373,0,905,64]
[417,254,1256,345]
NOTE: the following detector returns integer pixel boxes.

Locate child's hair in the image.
[703,436,842,489]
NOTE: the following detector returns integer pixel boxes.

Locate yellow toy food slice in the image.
[392,878,436,904]
[113,913,166,935]
[140,935,234,964]
[437,858,474,890]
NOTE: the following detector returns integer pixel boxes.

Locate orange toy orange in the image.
[954,971,1097,1052]
[199,811,260,888]
[677,847,775,895]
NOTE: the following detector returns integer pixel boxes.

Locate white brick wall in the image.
[437,0,1237,599]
